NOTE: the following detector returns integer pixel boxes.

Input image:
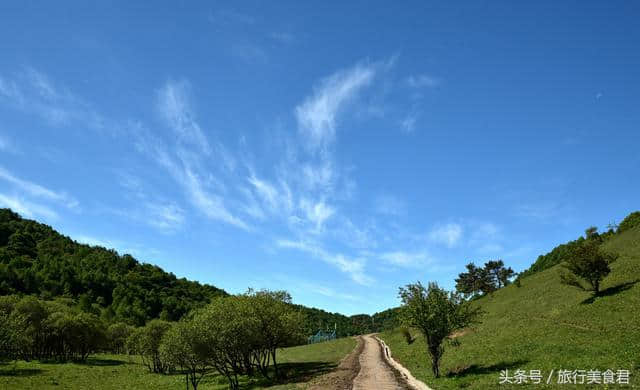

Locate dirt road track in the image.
[352,334,407,390]
[307,334,430,390]
[307,336,364,390]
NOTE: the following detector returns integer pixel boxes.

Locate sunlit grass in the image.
[0,337,356,389]
[379,227,640,389]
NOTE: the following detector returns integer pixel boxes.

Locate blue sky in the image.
[1,1,639,315]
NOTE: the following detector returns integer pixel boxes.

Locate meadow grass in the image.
[379,227,640,389]
[0,337,356,389]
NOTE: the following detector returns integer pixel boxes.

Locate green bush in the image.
[618,211,640,233]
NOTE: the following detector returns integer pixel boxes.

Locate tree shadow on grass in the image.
[581,279,639,304]
[242,361,337,389]
[0,368,43,377]
[36,357,126,366]
[80,357,126,367]
[446,359,530,378]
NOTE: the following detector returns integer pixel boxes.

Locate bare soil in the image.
[351,334,407,390]
[307,336,364,390]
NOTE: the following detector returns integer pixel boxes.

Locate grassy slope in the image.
[379,227,640,389]
[0,337,356,390]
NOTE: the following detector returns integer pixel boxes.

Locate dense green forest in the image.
[0,208,392,336]
[0,209,227,325]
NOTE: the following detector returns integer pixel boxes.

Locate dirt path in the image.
[307,336,364,390]
[352,334,407,390]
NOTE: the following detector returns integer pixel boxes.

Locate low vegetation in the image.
[0,337,356,390]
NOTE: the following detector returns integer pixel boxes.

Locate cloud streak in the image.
[0,166,78,211]
[0,194,58,220]
[0,68,105,130]
[295,63,375,151]
[428,223,463,248]
[277,239,373,286]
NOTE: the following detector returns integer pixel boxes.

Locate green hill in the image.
[379,223,640,388]
[0,208,393,336]
[0,209,227,325]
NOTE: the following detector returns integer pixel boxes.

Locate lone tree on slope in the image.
[560,239,618,295]
[399,282,482,378]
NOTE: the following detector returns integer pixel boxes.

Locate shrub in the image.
[399,327,414,345]
[129,320,173,373]
[399,282,482,378]
[618,211,640,234]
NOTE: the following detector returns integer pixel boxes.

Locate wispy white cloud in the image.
[73,234,162,261]
[231,42,268,63]
[248,173,279,212]
[133,111,249,231]
[0,68,105,130]
[299,282,358,301]
[0,133,19,154]
[0,194,58,220]
[406,74,439,88]
[513,202,559,220]
[374,194,407,216]
[208,9,255,26]
[182,166,249,230]
[469,222,500,243]
[400,111,418,133]
[157,80,211,155]
[108,173,187,233]
[0,166,78,210]
[270,32,295,44]
[136,79,249,230]
[299,198,335,232]
[145,202,185,231]
[428,223,463,248]
[380,250,431,268]
[276,239,373,285]
[295,63,376,151]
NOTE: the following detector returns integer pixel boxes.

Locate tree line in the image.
[127,290,306,389]
[0,208,396,338]
[0,290,306,390]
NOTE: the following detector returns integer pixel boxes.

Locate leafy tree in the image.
[399,282,481,378]
[455,263,485,298]
[244,290,306,379]
[618,211,640,233]
[456,261,515,297]
[129,319,173,373]
[484,260,515,289]
[585,226,599,240]
[0,310,25,362]
[159,320,212,390]
[195,297,259,389]
[107,322,134,354]
[560,240,618,295]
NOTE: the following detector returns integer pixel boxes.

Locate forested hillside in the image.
[0,209,227,325]
[0,208,396,335]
